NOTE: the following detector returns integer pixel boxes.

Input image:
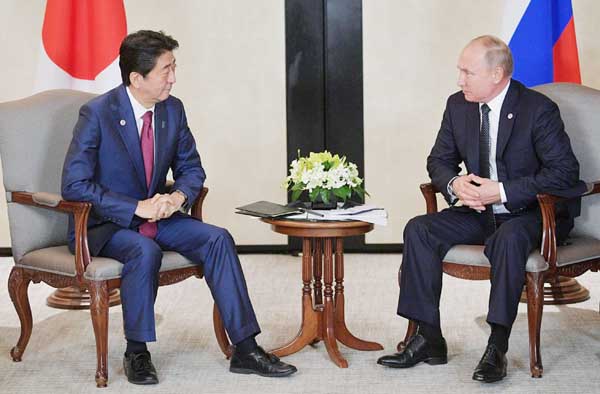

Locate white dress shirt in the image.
[480,81,510,214]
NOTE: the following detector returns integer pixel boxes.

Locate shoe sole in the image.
[424,357,448,365]
[377,356,448,368]
[230,367,297,378]
[472,372,507,383]
[126,378,159,385]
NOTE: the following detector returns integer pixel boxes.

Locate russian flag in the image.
[501,0,581,87]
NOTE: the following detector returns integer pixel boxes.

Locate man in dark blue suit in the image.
[377,36,583,382]
[61,30,296,385]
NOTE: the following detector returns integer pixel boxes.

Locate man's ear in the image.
[129,72,143,88]
[493,66,504,84]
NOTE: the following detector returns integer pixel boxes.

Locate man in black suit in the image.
[377,35,583,382]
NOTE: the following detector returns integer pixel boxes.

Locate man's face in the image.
[456,43,499,103]
[132,51,176,107]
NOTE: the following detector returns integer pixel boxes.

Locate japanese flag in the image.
[34,0,127,93]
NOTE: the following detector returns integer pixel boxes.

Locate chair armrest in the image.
[536,180,599,273]
[420,183,440,214]
[11,191,91,282]
[191,187,208,220]
[536,193,559,272]
[582,181,600,196]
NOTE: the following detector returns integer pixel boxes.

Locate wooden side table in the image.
[262,218,383,368]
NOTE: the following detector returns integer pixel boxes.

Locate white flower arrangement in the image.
[283,150,367,204]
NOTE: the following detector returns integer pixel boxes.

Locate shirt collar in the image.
[480,80,511,114]
[126,86,155,120]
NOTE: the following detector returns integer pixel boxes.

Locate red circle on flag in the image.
[42,0,127,80]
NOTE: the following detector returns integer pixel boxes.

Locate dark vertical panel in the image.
[324,0,364,249]
[285,0,326,166]
[324,0,364,180]
[285,0,326,251]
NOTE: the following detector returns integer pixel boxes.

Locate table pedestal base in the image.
[47,286,121,310]
[271,237,382,368]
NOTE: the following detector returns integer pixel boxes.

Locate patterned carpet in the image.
[0,254,599,393]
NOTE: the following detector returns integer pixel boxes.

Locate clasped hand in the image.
[135,192,185,222]
[451,174,501,212]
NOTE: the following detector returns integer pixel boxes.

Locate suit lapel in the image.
[109,85,147,192]
[465,101,481,175]
[149,101,169,194]
[496,80,519,159]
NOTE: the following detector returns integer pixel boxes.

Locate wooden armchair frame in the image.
[8,186,233,387]
[397,182,600,378]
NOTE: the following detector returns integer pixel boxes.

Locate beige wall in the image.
[363,0,600,244]
[1,1,599,247]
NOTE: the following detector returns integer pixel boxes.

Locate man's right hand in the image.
[450,174,485,212]
[135,194,169,221]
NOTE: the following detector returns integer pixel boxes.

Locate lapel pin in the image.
[119,119,126,126]
[507,113,513,119]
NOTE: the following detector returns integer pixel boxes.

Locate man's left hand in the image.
[470,175,502,206]
[148,192,186,222]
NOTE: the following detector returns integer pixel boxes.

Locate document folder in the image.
[235,201,303,218]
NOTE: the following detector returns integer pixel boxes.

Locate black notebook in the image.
[235,201,303,218]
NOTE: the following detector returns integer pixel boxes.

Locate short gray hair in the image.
[471,35,513,77]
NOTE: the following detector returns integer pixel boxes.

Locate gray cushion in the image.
[443,245,548,273]
[442,235,600,273]
[555,236,600,267]
[18,245,198,280]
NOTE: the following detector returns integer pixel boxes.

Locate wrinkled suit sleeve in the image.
[61,104,138,227]
[169,101,206,210]
[427,98,462,205]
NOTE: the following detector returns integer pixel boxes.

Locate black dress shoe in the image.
[230,346,297,377]
[377,334,447,368]
[123,351,159,385]
[472,344,507,383]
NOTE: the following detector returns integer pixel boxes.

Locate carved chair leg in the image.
[525,271,544,378]
[8,267,33,362]
[213,304,234,359]
[397,320,418,352]
[89,281,110,388]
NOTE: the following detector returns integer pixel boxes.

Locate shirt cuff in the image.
[499,182,507,203]
[447,176,459,203]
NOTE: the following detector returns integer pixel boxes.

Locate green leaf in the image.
[309,188,320,202]
[291,182,304,191]
[354,187,365,200]
[333,185,350,201]
[320,189,330,203]
[291,189,303,201]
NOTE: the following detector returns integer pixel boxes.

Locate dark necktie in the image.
[139,110,157,238]
[479,104,496,235]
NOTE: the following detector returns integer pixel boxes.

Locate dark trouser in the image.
[397,207,570,330]
[99,213,260,344]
